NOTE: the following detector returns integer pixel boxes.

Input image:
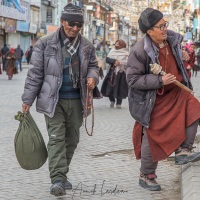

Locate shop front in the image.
[0,17,6,48]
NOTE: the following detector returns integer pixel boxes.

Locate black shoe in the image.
[110,102,114,108]
[50,180,66,196]
[65,180,72,190]
[139,173,161,191]
[116,104,121,109]
[175,147,200,165]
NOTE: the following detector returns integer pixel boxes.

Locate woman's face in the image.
[189,44,195,53]
[189,45,196,53]
[115,41,120,50]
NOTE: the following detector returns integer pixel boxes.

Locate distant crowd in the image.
[0,44,33,79]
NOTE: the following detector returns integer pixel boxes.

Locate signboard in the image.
[86,5,94,11]
[0,17,5,29]
[36,31,46,38]
[0,0,30,21]
[95,6,101,19]
[46,25,59,34]
[36,28,46,38]
[42,0,57,7]
[17,21,29,32]
[29,23,37,34]
[5,19,17,33]
[184,32,192,41]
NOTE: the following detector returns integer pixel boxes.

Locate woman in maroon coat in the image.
[183,42,196,78]
[5,47,17,80]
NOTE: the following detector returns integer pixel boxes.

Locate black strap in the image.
[146,54,150,74]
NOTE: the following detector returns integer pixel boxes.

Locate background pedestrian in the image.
[25,48,30,64]
[1,44,9,71]
[96,54,104,79]
[101,39,129,108]
[4,47,17,80]
[27,46,33,64]
[183,42,196,78]
[15,44,24,72]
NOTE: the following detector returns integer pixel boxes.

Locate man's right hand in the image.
[162,73,176,85]
[22,103,31,113]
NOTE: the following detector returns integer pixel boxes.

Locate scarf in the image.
[10,48,15,54]
[107,47,129,74]
[60,28,81,88]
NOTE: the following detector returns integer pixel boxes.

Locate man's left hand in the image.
[87,78,95,90]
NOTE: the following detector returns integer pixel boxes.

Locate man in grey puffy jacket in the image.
[22,3,99,196]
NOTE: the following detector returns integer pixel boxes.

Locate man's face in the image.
[147,19,168,43]
[61,20,83,38]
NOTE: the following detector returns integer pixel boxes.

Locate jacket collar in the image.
[167,30,183,48]
[49,28,87,50]
[144,30,183,49]
[49,28,60,49]
[144,30,183,63]
[144,35,158,63]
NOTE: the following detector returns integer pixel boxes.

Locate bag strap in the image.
[110,67,115,86]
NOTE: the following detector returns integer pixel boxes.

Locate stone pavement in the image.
[0,65,188,200]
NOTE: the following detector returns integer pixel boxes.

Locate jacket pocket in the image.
[128,88,145,116]
[44,46,57,56]
[128,88,150,127]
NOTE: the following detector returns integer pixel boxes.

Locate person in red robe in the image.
[126,8,200,191]
[4,47,17,80]
[183,42,196,78]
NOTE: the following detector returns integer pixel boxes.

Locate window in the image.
[46,8,52,23]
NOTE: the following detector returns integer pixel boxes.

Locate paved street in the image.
[3,65,200,200]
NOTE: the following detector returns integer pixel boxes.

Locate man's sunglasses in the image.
[67,21,83,28]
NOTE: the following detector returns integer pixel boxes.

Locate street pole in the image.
[127,24,129,50]
[117,13,120,40]
[103,11,106,58]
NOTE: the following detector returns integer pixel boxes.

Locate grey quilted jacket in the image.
[22,29,99,118]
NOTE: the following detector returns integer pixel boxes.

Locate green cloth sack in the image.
[14,111,48,170]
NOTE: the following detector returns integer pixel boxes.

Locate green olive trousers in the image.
[44,98,83,183]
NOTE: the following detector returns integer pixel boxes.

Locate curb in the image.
[181,161,200,200]
[22,63,30,69]
[181,139,200,200]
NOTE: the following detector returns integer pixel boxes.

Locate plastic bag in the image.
[14,111,48,170]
